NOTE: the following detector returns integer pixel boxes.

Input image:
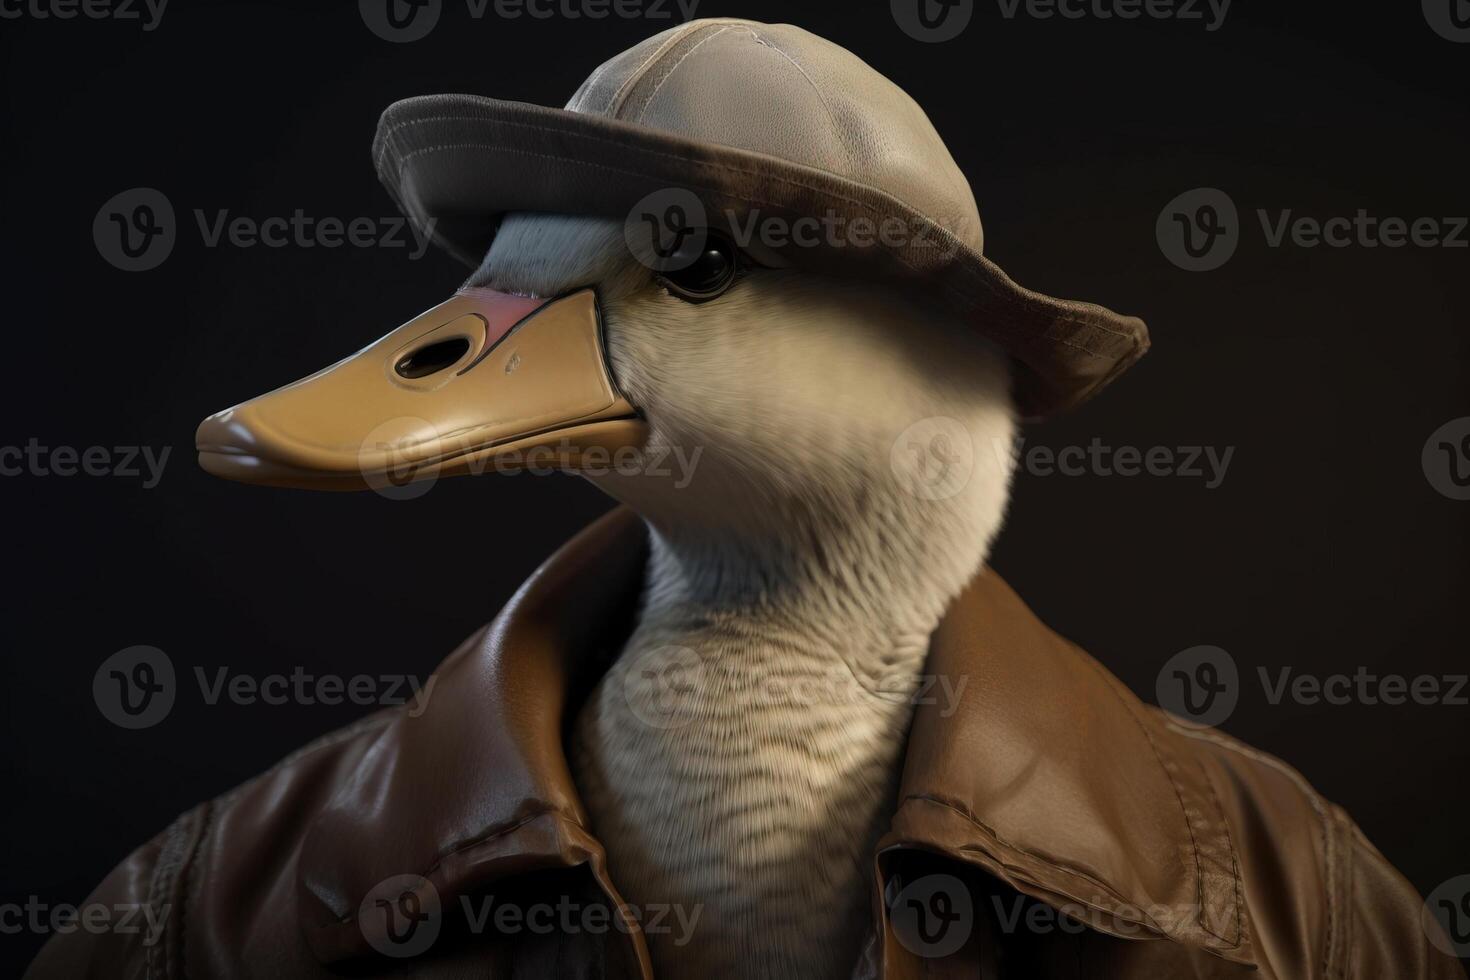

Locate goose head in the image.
[196,212,1018,609]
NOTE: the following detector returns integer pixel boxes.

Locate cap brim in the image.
[373,94,1148,419]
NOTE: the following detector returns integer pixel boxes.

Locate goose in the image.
[37,18,1450,980]
[196,210,1016,979]
[490,214,1017,979]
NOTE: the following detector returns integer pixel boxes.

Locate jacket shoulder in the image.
[24,708,400,980]
[900,569,1464,978]
[1167,719,1464,979]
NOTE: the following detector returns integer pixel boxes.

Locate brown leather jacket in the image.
[27,509,1463,979]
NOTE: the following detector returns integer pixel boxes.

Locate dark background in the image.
[2,0,1466,973]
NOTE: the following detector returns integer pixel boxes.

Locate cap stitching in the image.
[631,25,742,123]
[746,28,859,175]
[602,20,707,117]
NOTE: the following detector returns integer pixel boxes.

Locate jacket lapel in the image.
[294,507,652,973]
[292,508,1253,974]
[877,568,1253,969]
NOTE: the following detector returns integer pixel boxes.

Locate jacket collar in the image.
[296,507,1253,971]
[879,560,1253,969]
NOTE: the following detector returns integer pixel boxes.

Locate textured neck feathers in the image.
[627,471,998,698]
[570,279,1017,979]
[478,212,1018,979]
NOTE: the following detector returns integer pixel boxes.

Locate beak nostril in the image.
[395,337,472,379]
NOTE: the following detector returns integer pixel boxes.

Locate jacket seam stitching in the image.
[143,816,182,980]
[144,803,205,980]
[326,806,577,926]
[1343,820,1357,980]
[1327,816,1344,972]
[1169,721,1337,968]
[176,800,215,980]
[898,793,1169,933]
[1070,652,1236,946]
[1193,757,1246,946]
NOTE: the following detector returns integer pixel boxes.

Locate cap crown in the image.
[566,19,984,251]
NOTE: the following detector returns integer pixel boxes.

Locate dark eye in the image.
[658,234,739,303]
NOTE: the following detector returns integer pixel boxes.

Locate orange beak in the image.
[196,288,645,491]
